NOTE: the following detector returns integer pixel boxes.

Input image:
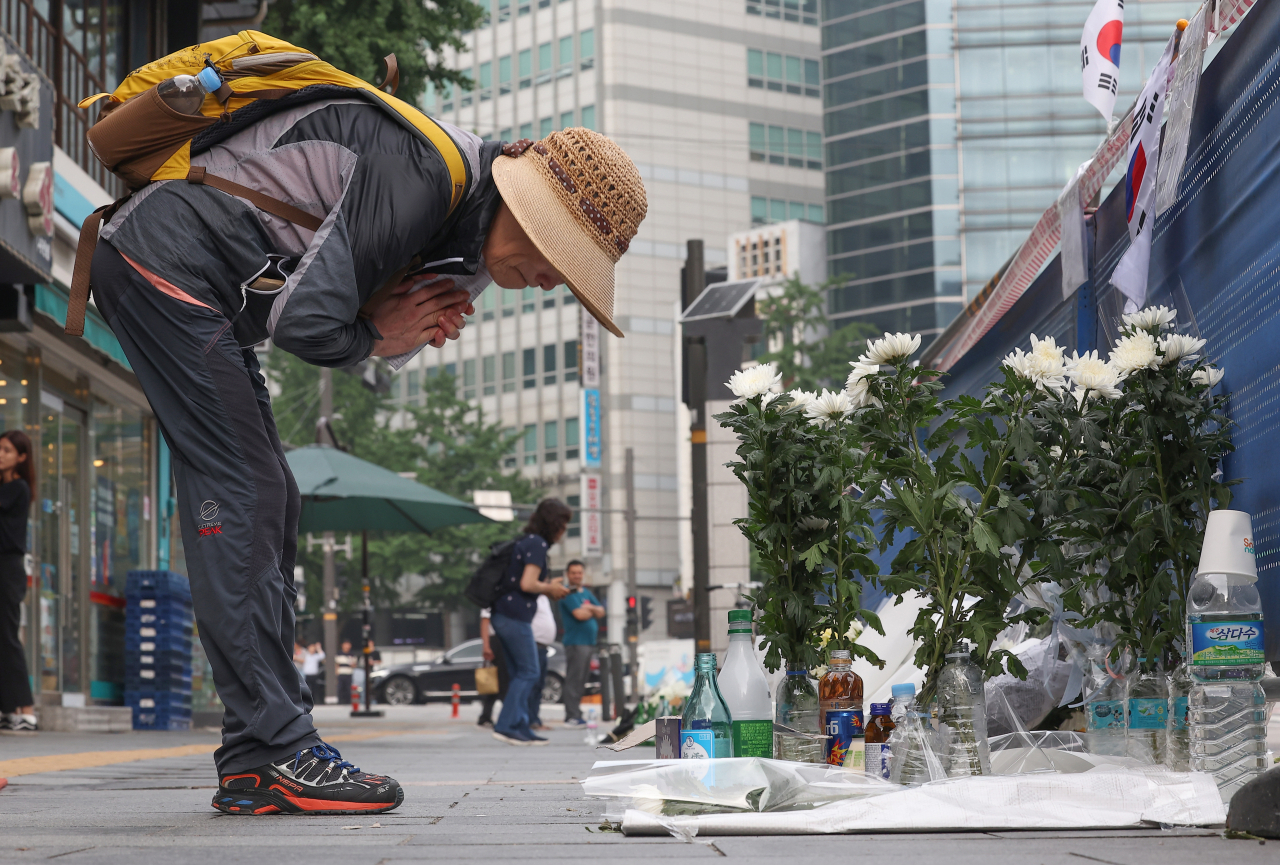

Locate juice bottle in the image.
[819,649,864,767]
[864,702,894,780]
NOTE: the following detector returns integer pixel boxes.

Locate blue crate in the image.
[126,672,193,690]
[125,690,192,709]
[125,664,192,682]
[127,623,193,641]
[126,570,192,599]
[131,709,191,731]
[125,599,192,619]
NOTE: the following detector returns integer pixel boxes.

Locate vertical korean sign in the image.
[581,473,603,556]
[580,308,602,468]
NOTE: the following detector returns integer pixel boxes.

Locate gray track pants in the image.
[92,240,322,774]
[563,644,594,722]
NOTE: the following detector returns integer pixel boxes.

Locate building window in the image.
[559,35,573,71]
[407,370,420,397]
[504,426,517,469]
[544,344,557,385]
[809,203,824,224]
[580,28,594,70]
[805,59,820,97]
[807,131,823,170]
[523,348,536,388]
[519,122,532,139]
[748,49,764,88]
[748,48,819,96]
[540,116,553,137]
[766,53,782,90]
[750,123,820,169]
[768,125,785,164]
[544,420,558,462]
[564,340,578,382]
[523,424,537,465]
[537,42,553,84]
[580,105,595,130]
[502,351,516,392]
[499,55,512,95]
[479,61,492,100]
[463,359,476,400]
[500,126,511,141]
[563,284,577,304]
[565,416,579,460]
[498,0,511,21]
[445,362,456,378]
[566,494,581,537]
[522,286,536,313]
[481,286,495,320]
[746,0,816,24]
[518,0,530,14]
[482,355,496,395]
[752,197,820,226]
[518,48,532,88]
[560,109,574,129]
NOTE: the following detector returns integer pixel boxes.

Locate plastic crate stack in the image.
[124,570,194,731]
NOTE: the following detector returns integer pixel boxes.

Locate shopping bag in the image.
[475,664,499,695]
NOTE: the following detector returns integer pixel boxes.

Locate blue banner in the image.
[583,388,602,468]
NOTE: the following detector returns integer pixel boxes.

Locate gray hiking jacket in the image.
[101,94,502,367]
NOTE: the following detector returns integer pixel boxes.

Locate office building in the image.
[419,0,822,646]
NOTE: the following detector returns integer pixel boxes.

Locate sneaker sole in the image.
[492,731,533,746]
[212,784,404,816]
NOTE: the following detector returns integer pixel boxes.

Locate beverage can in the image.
[824,708,864,766]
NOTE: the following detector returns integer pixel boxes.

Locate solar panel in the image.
[680,279,759,323]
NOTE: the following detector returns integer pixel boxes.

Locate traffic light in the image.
[639,596,653,631]
[626,595,638,639]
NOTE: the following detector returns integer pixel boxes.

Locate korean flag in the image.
[1081,0,1125,121]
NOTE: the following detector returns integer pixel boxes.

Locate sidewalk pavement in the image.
[0,702,1274,864]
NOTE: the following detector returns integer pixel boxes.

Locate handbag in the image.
[475,663,500,695]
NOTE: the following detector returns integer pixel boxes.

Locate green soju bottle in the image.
[681,652,733,758]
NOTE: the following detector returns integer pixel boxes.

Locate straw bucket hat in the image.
[492,129,647,338]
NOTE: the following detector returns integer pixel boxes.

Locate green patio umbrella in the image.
[285,444,493,533]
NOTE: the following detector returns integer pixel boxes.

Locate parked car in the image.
[369,638,601,706]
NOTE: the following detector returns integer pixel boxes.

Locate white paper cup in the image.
[1197,509,1257,579]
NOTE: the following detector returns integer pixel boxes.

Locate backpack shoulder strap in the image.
[66,197,130,337]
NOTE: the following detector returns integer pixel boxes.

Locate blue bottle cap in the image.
[869,702,891,715]
[890,683,916,699]
[196,67,222,93]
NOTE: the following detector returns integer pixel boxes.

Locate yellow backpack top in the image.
[67,30,467,338]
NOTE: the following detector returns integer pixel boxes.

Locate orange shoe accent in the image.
[253,804,281,814]
[220,773,262,787]
[269,784,390,812]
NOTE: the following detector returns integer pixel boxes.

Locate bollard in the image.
[350,683,359,713]
[451,683,460,718]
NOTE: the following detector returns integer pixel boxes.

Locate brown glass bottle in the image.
[863,703,895,779]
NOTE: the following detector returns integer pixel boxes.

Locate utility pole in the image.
[625,447,638,701]
[318,367,338,703]
[683,240,712,654]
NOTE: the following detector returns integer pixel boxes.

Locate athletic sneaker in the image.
[212,743,402,815]
[0,713,37,735]
[492,730,532,746]
[563,718,587,727]
[526,733,549,746]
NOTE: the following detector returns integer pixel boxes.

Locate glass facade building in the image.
[824,0,1207,348]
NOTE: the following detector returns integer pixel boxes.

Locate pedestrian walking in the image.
[302,642,326,704]
[476,608,509,727]
[335,641,356,706]
[489,499,572,745]
[0,431,35,736]
[528,593,557,730]
[558,560,605,726]
[76,34,645,812]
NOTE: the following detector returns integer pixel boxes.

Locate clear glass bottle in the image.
[1084,646,1128,756]
[717,610,773,757]
[1126,662,1168,764]
[1165,663,1191,770]
[819,649,864,767]
[774,664,823,762]
[887,682,940,785]
[1187,569,1267,801]
[935,645,990,776]
[680,652,733,758]
[156,67,223,115]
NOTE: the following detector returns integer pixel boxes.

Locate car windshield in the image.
[447,641,484,663]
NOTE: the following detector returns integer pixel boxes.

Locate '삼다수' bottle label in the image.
[731,719,773,758]
[1127,698,1167,729]
[681,729,715,759]
[1189,620,1265,666]
[1089,699,1125,729]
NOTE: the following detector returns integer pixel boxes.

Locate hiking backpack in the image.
[464,538,519,610]
[66,29,468,338]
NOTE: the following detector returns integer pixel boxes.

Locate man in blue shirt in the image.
[558,560,605,726]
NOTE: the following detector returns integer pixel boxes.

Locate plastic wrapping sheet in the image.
[613,767,1226,836]
[1155,3,1211,215]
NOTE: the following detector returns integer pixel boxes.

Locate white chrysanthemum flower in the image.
[805,388,855,427]
[1003,334,1067,392]
[1049,445,1063,459]
[845,357,882,408]
[760,392,781,409]
[727,362,781,400]
[1066,350,1124,403]
[1109,331,1160,376]
[1122,305,1177,333]
[1158,333,1206,365]
[864,332,921,365]
[1192,366,1225,388]
[1030,334,1065,367]
[787,389,817,410]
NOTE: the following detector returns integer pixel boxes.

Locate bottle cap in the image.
[945,640,972,659]
[870,702,891,715]
[829,649,851,661]
[1197,509,1258,579]
[727,609,753,633]
[196,66,222,93]
[891,683,916,699]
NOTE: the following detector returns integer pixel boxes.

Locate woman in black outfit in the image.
[0,429,34,734]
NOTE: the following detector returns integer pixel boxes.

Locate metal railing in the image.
[2,0,122,197]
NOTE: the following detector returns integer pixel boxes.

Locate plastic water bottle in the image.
[935,644,990,776]
[583,705,598,747]
[1126,663,1168,764]
[1084,646,1127,756]
[717,610,773,757]
[1165,663,1191,770]
[156,67,223,115]
[887,683,941,785]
